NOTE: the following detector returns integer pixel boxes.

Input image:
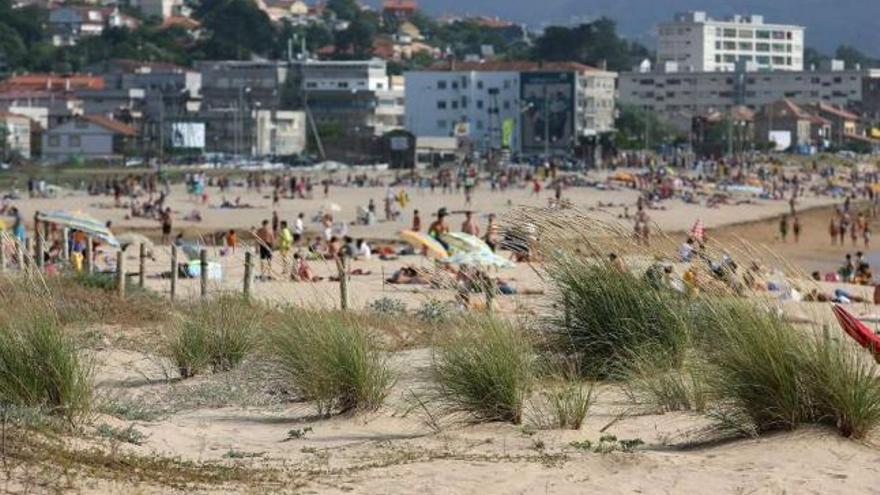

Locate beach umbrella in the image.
[440,232,491,254]
[439,250,516,269]
[36,210,119,248]
[399,230,449,259]
[116,232,154,249]
[832,304,880,354]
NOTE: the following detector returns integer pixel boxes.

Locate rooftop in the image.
[426,61,601,73]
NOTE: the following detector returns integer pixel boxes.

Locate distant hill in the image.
[373,0,880,59]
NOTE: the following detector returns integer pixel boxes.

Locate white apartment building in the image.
[657,11,804,73]
[301,60,391,92]
[619,60,880,131]
[405,61,617,155]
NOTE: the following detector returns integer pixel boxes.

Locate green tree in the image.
[614,104,683,150]
[803,47,828,69]
[326,0,359,21]
[835,45,879,69]
[335,12,377,57]
[532,18,652,72]
[0,23,26,72]
[196,0,276,59]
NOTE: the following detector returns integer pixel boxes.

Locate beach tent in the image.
[399,230,449,259]
[36,210,119,248]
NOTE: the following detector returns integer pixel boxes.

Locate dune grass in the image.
[699,300,880,439]
[165,295,261,378]
[620,349,709,413]
[0,304,92,422]
[546,259,690,378]
[269,311,394,416]
[430,317,535,424]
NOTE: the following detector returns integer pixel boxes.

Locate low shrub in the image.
[431,317,534,424]
[367,297,407,316]
[269,311,393,416]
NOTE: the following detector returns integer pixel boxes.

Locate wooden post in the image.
[85,239,94,274]
[337,255,350,311]
[34,222,43,269]
[16,239,24,271]
[62,228,70,260]
[199,248,208,299]
[138,243,146,288]
[23,238,31,271]
[116,250,126,299]
[170,244,178,301]
[0,233,6,274]
[243,251,253,298]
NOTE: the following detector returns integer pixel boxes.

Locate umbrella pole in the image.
[170,245,178,301]
[62,228,70,261]
[116,251,126,299]
[85,239,93,274]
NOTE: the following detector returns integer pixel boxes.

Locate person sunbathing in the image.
[386,266,427,285]
[292,253,323,282]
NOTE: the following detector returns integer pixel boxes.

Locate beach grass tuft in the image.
[269,310,394,416]
[0,305,92,422]
[430,316,534,424]
[166,295,261,378]
[546,259,690,378]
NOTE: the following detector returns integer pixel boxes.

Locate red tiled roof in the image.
[427,60,599,72]
[0,74,104,92]
[161,15,200,30]
[383,0,417,11]
[83,115,137,136]
[815,102,860,121]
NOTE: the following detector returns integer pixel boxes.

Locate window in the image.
[476,100,484,109]
[503,101,510,110]
[476,81,483,89]
[451,100,458,109]
[75,120,88,129]
[723,41,736,50]
[739,42,753,50]
[437,81,447,89]
[437,100,446,109]
[337,82,348,88]
[772,56,786,65]
[437,119,447,129]
[756,30,770,39]
[723,54,736,62]
[715,55,722,63]
[451,81,458,90]
[48,135,60,147]
[772,43,786,52]
[476,120,484,130]
[68,135,81,147]
[715,41,721,49]
[723,28,737,37]
[739,29,753,38]
[756,43,770,52]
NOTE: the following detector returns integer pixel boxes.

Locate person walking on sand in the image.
[160,207,173,245]
[792,216,802,243]
[411,209,421,232]
[830,216,839,246]
[779,215,789,243]
[255,220,275,280]
[277,220,294,275]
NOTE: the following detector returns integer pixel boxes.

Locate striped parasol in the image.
[439,232,491,254]
[36,210,119,248]
[399,230,449,259]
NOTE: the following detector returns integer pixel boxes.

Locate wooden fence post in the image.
[85,239,94,274]
[116,250,126,299]
[23,238,31,271]
[170,244,178,301]
[138,243,146,288]
[62,228,70,260]
[199,248,208,299]
[337,255,350,311]
[34,222,43,269]
[0,233,6,274]
[243,251,253,298]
